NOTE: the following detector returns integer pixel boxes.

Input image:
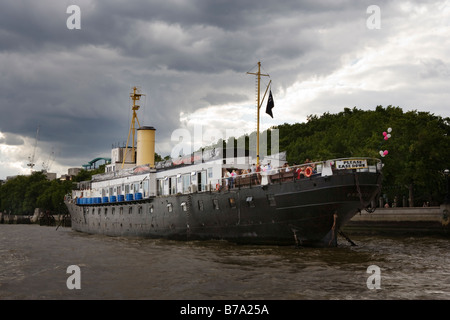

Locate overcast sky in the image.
[1,0,449,179]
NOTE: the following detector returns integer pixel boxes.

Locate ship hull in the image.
[66,170,381,247]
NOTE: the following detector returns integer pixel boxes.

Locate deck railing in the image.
[219,157,382,190]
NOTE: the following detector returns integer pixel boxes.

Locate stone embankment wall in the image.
[0,208,70,226]
[345,204,450,235]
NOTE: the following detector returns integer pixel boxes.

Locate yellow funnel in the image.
[136,126,156,167]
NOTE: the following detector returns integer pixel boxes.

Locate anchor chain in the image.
[328,212,338,246]
[355,173,377,213]
[291,228,302,248]
[186,194,193,238]
[338,230,357,246]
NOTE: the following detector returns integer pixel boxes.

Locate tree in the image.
[275,106,450,206]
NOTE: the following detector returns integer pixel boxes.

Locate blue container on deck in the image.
[134,192,142,200]
[118,195,125,202]
[126,193,134,201]
[109,196,117,203]
[102,197,109,203]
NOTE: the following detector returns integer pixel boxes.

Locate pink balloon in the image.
[383,132,387,136]
[384,136,389,140]
[383,150,388,155]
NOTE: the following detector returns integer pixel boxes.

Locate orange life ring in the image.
[304,166,313,177]
[216,184,220,191]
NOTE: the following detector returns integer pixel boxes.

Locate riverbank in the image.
[343,204,450,236]
[0,209,71,227]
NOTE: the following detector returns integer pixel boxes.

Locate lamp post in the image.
[444,169,450,204]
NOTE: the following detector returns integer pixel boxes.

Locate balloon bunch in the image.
[379,127,392,157]
[382,128,392,140]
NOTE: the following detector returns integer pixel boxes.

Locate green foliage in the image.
[276,106,450,205]
[1,171,79,215]
[72,165,106,182]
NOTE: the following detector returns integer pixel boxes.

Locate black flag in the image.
[266,90,274,118]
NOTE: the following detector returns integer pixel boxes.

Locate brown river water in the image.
[1,224,449,305]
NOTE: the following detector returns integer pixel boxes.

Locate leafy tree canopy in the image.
[275,106,450,205]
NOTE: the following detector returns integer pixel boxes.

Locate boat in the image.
[65,63,383,247]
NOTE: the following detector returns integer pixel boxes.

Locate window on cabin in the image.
[143,180,149,197]
[182,174,190,193]
[170,177,177,195]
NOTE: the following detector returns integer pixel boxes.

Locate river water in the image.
[1,224,449,304]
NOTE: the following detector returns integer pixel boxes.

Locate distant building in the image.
[68,168,82,176]
[60,167,83,181]
[43,171,57,181]
[5,171,57,182]
[6,175,18,182]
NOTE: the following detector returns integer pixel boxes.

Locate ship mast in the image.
[247,62,271,166]
[122,86,144,168]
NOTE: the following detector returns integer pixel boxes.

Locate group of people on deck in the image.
[223,163,262,189]
[222,158,317,189]
[288,158,317,179]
